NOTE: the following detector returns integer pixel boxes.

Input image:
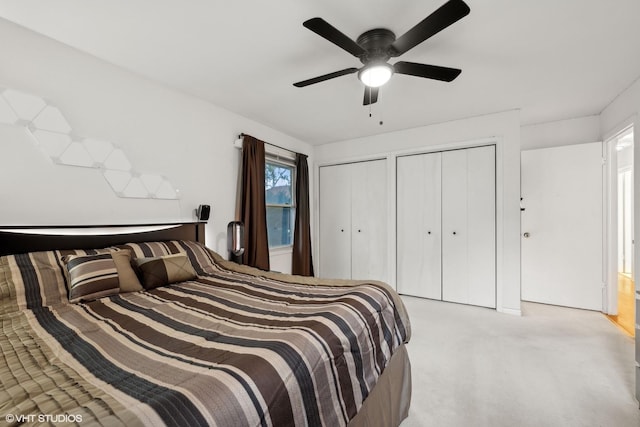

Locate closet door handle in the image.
[452,231,457,235]
[427,231,432,235]
[340,229,344,232]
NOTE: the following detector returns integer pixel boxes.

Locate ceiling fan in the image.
[293,0,470,105]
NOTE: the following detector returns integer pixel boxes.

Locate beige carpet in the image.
[399,296,639,427]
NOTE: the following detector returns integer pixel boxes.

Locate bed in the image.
[0,223,411,426]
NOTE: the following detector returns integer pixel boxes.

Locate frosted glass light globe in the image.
[359,63,393,88]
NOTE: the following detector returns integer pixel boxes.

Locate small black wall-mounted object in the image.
[196,205,211,221]
[227,221,245,263]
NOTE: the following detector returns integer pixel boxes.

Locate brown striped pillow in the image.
[117,241,185,258]
[135,253,197,290]
[63,253,120,303]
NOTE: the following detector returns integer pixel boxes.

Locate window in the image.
[265,158,295,248]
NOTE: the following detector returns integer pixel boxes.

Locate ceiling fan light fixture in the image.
[358,63,393,88]
[294,1,471,103]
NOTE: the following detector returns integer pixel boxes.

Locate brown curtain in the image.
[292,153,314,276]
[241,135,270,271]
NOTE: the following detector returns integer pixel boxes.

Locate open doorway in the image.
[606,126,634,336]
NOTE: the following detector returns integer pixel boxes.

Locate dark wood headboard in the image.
[0,223,206,256]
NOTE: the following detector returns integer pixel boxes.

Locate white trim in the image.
[315,136,499,169]
[265,150,296,164]
[265,156,296,250]
[269,245,293,255]
[602,115,636,142]
[497,307,522,316]
[603,138,612,314]
[603,139,615,314]
[316,154,389,169]
[494,136,507,313]
[388,136,498,158]
[603,121,636,314]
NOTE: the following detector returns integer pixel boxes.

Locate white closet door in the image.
[466,146,496,308]
[442,149,469,304]
[397,152,442,299]
[319,164,352,279]
[442,146,496,308]
[351,159,388,282]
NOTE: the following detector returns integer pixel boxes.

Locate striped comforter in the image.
[0,240,410,426]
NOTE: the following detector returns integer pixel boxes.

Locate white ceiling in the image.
[1,0,639,145]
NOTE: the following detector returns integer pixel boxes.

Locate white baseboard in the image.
[498,306,522,316]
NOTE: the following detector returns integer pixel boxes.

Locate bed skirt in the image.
[348,344,412,427]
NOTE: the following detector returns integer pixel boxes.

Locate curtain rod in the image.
[239,133,299,156]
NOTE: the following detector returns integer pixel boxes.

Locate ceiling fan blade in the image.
[293,67,359,87]
[363,87,379,105]
[394,61,461,82]
[390,0,470,56]
[303,18,366,57]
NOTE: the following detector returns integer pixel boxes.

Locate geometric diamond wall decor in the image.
[122,175,150,198]
[29,129,72,160]
[103,148,131,171]
[83,138,114,166]
[140,174,164,195]
[59,141,94,167]
[32,105,72,133]
[103,169,132,195]
[155,178,179,200]
[0,86,179,200]
[2,89,46,122]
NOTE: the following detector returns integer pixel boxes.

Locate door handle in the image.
[523,232,530,238]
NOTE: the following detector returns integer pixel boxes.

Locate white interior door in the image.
[397,152,442,299]
[351,159,388,282]
[319,164,352,279]
[521,142,603,310]
[442,146,496,308]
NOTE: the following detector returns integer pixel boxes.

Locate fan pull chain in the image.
[365,87,382,125]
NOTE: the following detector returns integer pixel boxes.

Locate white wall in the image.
[600,77,640,137]
[314,110,522,315]
[521,116,601,151]
[0,18,312,267]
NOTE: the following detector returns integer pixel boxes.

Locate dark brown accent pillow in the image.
[134,253,197,290]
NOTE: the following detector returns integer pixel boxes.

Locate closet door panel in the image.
[441,149,469,304]
[397,153,442,299]
[319,164,352,279]
[466,146,496,308]
[351,159,388,282]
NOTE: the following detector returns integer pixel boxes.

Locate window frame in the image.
[264,154,296,249]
